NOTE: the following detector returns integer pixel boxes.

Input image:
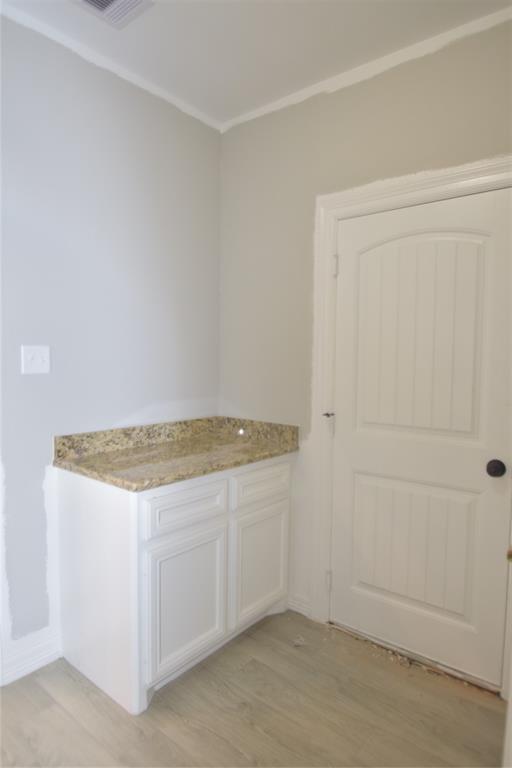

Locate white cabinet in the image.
[148,521,227,682]
[231,461,290,508]
[57,455,293,715]
[143,479,228,540]
[230,500,288,629]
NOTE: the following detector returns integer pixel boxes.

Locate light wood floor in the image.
[1,611,506,767]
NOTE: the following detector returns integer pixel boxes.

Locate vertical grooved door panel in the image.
[358,235,482,436]
[353,475,474,620]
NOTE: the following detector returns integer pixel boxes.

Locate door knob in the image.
[486,459,507,477]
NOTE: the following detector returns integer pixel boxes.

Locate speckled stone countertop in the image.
[53,417,299,492]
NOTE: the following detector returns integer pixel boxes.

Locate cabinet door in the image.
[230,499,288,629]
[147,523,227,683]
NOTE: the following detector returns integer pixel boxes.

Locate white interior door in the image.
[330,188,512,688]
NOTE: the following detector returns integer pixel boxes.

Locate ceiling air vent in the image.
[79,0,153,28]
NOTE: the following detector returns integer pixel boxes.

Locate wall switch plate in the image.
[21,345,51,375]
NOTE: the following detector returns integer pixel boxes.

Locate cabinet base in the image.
[146,597,288,710]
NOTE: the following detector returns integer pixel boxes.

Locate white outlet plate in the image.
[21,345,50,375]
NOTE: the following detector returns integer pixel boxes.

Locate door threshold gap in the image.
[327,621,501,697]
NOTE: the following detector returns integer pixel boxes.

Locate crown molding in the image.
[1,3,511,135]
[0,4,223,132]
[220,6,512,132]
[316,154,512,218]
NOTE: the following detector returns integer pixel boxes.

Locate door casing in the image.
[309,155,512,691]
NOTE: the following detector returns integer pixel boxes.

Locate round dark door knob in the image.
[486,459,507,477]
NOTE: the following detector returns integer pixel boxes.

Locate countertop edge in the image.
[53,445,298,493]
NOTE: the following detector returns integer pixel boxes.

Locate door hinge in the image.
[326,570,333,593]
[322,411,336,436]
[332,253,339,278]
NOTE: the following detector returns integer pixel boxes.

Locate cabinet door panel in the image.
[230,500,288,629]
[148,524,227,683]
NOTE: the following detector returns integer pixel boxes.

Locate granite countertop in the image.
[53,417,299,492]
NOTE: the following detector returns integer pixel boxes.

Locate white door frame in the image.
[309,155,512,687]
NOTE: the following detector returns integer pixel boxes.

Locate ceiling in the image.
[3,0,511,130]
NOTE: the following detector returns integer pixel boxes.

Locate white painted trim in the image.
[1,625,61,686]
[316,155,512,218]
[0,5,222,132]
[221,7,512,132]
[287,595,312,618]
[310,155,512,670]
[1,3,510,134]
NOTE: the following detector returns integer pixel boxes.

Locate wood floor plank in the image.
[212,630,447,764]
[147,698,254,767]
[1,681,55,767]
[1,611,506,767]
[203,642,366,762]
[208,626,457,766]
[33,660,196,767]
[156,661,317,766]
[249,614,505,766]
[2,699,120,767]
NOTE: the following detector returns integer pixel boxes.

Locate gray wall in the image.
[219,22,512,435]
[1,19,221,638]
[2,16,511,641]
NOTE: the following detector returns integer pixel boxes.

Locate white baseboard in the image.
[287,595,312,618]
[0,600,309,687]
[1,625,61,686]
